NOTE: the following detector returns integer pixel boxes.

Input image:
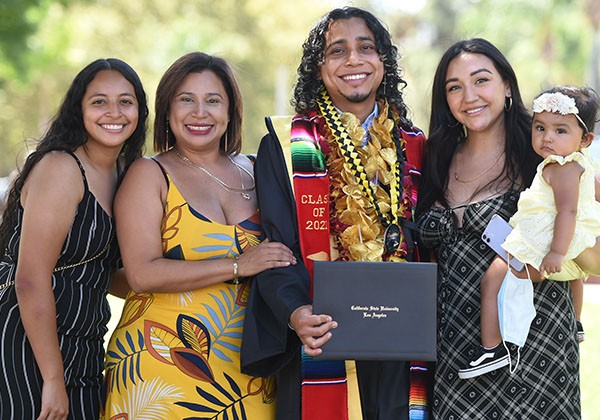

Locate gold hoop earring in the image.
[224,132,228,153]
[505,96,513,111]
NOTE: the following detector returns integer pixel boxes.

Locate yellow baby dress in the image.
[502,149,600,280]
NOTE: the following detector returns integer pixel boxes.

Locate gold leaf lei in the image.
[324,101,412,262]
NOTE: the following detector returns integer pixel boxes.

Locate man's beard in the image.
[342,91,373,103]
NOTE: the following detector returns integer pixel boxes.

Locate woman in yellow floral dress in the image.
[102,52,296,420]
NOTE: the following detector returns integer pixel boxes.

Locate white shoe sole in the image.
[458,355,509,379]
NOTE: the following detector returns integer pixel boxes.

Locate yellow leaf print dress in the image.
[102,170,276,420]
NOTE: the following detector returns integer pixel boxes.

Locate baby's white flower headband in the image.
[532,92,589,133]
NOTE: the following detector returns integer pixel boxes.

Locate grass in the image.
[581,283,600,420]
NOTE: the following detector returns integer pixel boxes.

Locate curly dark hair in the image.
[292,7,410,124]
[416,38,541,216]
[0,58,148,251]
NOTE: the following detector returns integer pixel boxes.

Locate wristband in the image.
[232,256,239,284]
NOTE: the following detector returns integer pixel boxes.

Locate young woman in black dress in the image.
[0,58,147,419]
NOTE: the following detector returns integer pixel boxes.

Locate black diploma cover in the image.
[313,261,437,361]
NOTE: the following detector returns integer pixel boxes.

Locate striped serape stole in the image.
[290,114,358,420]
[284,113,430,420]
[409,361,431,419]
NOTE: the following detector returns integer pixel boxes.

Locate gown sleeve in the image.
[240,117,311,377]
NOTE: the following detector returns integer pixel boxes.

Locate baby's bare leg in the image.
[570,278,584,321]
[575,237,600,276]
[480,257,509,348]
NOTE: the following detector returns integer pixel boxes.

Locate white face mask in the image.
[497,264,536,373]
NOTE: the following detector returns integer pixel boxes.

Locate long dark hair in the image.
[154,52,244,155]
[292,7,411,125]
[0,58,148,251]
[416,38,539,215]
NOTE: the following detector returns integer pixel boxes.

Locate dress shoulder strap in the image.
[62,150,89,192]
[150,157,170,187]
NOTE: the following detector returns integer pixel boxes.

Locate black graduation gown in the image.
[240,117,309,420]
[241,117,412,420]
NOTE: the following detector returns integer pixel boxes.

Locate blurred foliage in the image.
[0,0,65,77]
[0,0,335,175]
[400,0,599,132]
[0,0,598,177]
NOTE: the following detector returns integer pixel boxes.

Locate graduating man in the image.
[242,7,431,420]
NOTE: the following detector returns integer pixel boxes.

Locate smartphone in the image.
[481,214,525,271]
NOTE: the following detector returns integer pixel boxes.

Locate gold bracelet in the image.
[232,256,239,284]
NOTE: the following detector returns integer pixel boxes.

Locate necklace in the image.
[317,89,411,259]
[454,149,505,184]
[174,148,255,200]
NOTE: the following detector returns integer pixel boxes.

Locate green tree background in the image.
[1,0,598,178]
[1,0,599,417]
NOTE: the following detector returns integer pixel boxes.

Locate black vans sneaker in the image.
[458,344,509,379]
[576,320,585,343]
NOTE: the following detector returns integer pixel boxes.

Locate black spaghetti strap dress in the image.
[0,151,120,419]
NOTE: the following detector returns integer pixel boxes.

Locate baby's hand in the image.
[539,251,565,278]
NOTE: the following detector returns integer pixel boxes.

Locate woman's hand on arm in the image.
[235,238,296,277]
[116,159,297,294]
[16,153,83,420]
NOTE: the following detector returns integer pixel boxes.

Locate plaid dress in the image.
[416,190,580,420]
